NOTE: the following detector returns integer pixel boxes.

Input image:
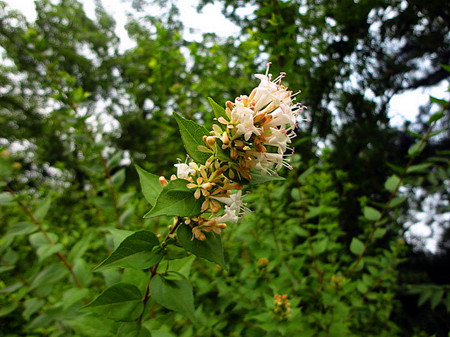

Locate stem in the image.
[137,217,183,323]
[4,185,84,290]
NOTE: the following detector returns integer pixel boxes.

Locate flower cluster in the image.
[273,294,292,320]
[161,64,302,240]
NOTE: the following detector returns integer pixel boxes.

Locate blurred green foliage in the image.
[0,0,449,336]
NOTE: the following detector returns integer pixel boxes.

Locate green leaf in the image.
[407,163,432,174]
[29,232,58,247]
[173,112,210,164]
[95,231,163,271]
[23,298,45,320]
[120,207,135,227]
[144,179,203,218]
[0,302,18,317]
[68,231,94,263]
[373,228,387,239]
[135,165,163,207]
[62,288,90,310]
[0,192,13,205]
[107,228,135,250]
[158,255,196,278]
[30,264,68,290]
[363,206,381,221]
[248,169,285,185]
[33,195,52,222]
[313,238,328,255]
[418,289,432,307]
[117,322,152,337]
[107,152,123,170]
[441,64,450,72]
[429,96,447,108]
[82,283,143,321]
[68,313,119,337]
[112,169,126,187]
[350,238,365,255]
[408,141,426,157]
[177,224,226,269]
[150,274,195,322]
[208,97,227,120]
[384,175,400,192]
[389,197,407,208]
[430,290,444,309]
[36,243,64,262]
[4,222,37,238]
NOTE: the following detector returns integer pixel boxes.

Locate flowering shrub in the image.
[152,63,303,241]
[77,64,304,327]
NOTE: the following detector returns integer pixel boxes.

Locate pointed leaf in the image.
[173,112,210,164]
[208,97,227,120]
[177,224,226,269]
[150,274,195,322]
[82,283,143,321]
[144,179,203,218]
[135,165,162,207]
[249,170,285,185]
[95,231,163,271]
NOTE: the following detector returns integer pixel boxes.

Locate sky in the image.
[4,0,449,252]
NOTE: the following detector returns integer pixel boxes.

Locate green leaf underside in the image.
[144,179,203,218]
[363,206,381,221]
[249,169,285,185]
[208,97,228,120]
[150,274,195,322]
[350,238,365,255]
[177,224,226,269]
[95,231,163,271]
[384,175,400,192]
[173,112,210,164]
[135,165,163,207]
[82,283,143,321]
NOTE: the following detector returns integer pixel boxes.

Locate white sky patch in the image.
[388,80,449,127]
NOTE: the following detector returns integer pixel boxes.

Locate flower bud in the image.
[206,136,216,147]
[159,176,168,186]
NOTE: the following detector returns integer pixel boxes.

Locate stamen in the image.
[265,62,272,77]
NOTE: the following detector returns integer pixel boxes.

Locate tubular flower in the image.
[174,63,303,240]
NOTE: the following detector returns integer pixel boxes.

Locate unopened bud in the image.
[159,176,168,186]
[1,150,10,158]
[206,136,216,147]
[157,234,162,238]
[12,162,21,169]
[257,257,269,266]
[202,182,213,190]
[222,132,230,145]
[217,223,227,229]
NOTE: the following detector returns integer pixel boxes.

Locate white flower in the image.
[264,127,293,153]
[217,206,239,223]
[174,162,195,179]
[232,101,261,141]
[266,104,297,130]
[211,190,247,216]
[249,152,292,175]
